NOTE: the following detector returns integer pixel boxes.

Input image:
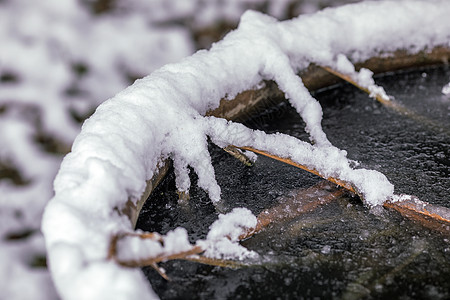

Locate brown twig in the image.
[223,145,254,166]
[383,197,450,234]
[239,181,346,240]
[107,230,247,279]
[237,146,357,194]
[321,66,393,106]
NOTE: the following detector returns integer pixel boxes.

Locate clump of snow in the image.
[199,208,258,260]
[335,54,390,101]
[442,82,450,95]
[116,209,258,263]
[116,228,192,262]
[389,194,414,203]
[38,1,450,299]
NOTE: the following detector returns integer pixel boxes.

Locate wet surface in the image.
[137,65,450,299]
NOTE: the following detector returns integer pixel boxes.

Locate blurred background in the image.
[0,0,358,298]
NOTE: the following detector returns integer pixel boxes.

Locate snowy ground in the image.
[0,1,347,299]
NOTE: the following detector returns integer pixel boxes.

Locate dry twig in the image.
[237,145,450,234]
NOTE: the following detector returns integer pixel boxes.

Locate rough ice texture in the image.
[41,1,450,299]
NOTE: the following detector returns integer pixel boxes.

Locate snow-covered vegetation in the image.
[2,0,450,299]
[1,0,318,298]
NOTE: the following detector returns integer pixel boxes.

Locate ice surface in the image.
[37,1,450,299]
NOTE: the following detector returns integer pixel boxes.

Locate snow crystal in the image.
[389,194,413,203]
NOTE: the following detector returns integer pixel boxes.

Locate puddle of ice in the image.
[136,65,450,299]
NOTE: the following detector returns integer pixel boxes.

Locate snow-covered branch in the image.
[41,1,450,299]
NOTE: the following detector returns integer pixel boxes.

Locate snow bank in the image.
[42,1,450,299]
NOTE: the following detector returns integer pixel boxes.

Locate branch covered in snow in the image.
[41,1,450,299]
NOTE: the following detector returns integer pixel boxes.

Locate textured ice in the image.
[40,1,450,299]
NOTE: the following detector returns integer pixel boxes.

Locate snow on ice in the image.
[0,0,448,299]
[43,1,450,299]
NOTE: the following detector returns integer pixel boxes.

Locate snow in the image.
[336,54,390,101]
[199,208,258,260]
[0,0,195,299]
[43,1,450,298]
[442,82,450,95]
[205,117,394,205]
[0,0,448,299]
[116,229,193,262]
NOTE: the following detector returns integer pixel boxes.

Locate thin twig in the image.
[237,146,357,194]
[150,262,171,281]
[237,145,450,235]
[223,145,254,166]
[321,66,393,106]
[239,181,346,240]
[183,255,247,268]
[108,231,245,275]
[321,66,449,135]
